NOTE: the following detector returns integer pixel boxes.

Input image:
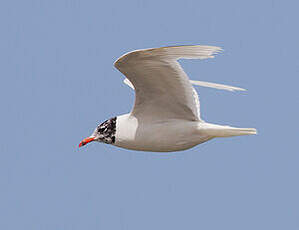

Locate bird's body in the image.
[114,114,255,152]
[79,45,257,152]
[114,114,207,152]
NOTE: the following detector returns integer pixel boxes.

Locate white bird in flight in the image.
[79,45,257,152]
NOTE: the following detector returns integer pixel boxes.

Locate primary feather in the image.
[115,45,225,121]
[124,78,246,92]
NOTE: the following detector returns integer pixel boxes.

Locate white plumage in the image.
[79,45,257,152]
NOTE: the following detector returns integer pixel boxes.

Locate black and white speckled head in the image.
[92,117,117,144]
[79,117,117,147]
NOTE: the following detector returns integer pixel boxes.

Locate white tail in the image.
[218,127,257,137]
[202,123,257,137]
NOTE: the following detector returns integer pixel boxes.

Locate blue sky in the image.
[1,0,298,229]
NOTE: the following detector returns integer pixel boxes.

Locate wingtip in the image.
[190,80,247,92]
[232,86,247,92]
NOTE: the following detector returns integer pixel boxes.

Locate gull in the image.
[79,45,257,152]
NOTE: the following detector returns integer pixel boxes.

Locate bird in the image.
[79,45,257,152]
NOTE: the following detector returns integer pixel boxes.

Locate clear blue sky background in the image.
[1,0,298,229]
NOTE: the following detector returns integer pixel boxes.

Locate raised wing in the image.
[114,45,222,121]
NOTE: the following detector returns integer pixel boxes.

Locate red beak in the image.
[79,137,95,148]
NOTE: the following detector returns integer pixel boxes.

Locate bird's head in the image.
[79,117,117,147]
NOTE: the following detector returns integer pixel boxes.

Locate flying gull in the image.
[79,45,257,152]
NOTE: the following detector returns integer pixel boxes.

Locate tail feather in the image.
[202,123,257,137]
[225,127,257,136]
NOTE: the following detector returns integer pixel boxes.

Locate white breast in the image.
[114,114,210,152]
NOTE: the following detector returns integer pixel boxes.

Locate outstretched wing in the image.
[114,45,222,121]
[124,78,246,92]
